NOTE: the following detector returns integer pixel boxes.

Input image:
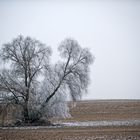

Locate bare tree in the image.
[40,38,94,114]
[0,35,51,122]
[0,36,94,125]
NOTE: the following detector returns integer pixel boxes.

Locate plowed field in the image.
[0,100,140,140]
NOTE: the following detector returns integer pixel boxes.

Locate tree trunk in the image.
[23,103,29,123]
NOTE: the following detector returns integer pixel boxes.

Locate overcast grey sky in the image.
[0,0,140,99]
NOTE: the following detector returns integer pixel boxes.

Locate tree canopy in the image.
[0,35,94,125]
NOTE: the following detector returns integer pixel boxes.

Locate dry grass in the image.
[66,100,140,122]
[1,127,140,140]
[0,100,140,140]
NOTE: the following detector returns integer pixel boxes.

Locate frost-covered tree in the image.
[41,38,94,106]
[0,36,94,124]
[0,35,51,122]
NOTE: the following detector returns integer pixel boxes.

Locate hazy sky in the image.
[0,0,140,99]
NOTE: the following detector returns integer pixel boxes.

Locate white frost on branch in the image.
[0,36,94,123]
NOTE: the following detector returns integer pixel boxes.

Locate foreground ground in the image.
[1,126,140,140]
[0,100,140,140]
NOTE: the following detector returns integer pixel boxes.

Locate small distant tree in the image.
[0,36,94,124]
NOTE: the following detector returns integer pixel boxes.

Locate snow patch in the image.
[1,120,140,129]
[55,120,140,127]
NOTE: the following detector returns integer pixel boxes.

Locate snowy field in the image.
[1,120,140,130]
[56,120,140,127]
